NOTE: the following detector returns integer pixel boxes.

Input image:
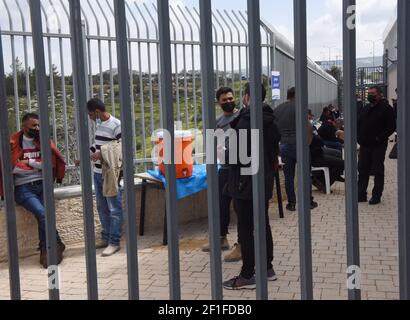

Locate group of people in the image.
[0,99,124,268]
[0,82,397,294]
[203,84,396,291]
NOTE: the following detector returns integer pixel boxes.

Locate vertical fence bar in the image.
[217,10,234,95]
[212,12,227,87]
[144,2,163,129]
[0,32,21,301]
[29,0,60,300]
[131,2,147,167]
[179,6,198,133]
[58,35,69,165]
[86,0,104,101]
[3,0,20,130]
[247,0,268,300]
[238,11,249,80]
[294,0,314,300]
[101,0,116,116]
[138,3,155,136]
[343,0,361,301]
[225,10,242,99]
[14,0,31,112]
[69,0,99,300]
[199,0,223,300]
[170,6,189,129]
[397,0,410,300]
[40,3,58,145]
[157,0,181,300]
[114,0,139,300]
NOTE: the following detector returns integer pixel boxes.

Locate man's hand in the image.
[90,152,102,162]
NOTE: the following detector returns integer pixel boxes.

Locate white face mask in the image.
[95,112,102,126]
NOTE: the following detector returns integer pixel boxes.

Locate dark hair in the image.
[216,87,234,102]
[244,83,267,102]
[87,98,106,112]
[287,87,295,100]
[369,85,383,95]
[22,113,39,123]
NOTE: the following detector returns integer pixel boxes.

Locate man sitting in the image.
[0,113,66,268]
[318,119,344,151]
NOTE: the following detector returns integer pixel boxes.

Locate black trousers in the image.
[358,143,388,199]
[233,198,274,279]
[219,168,233,238]
[312,153,345,186]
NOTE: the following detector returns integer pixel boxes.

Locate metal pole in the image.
[114,0,140,300]
[247,0,268,300]
[0,32,21,301]
[157,0,181,300]
[29,0,60,300]
[343,0,361,301]
[199,0,223,300]
[69,0,99,300]
[397,0,410,300]
[294,0,314,300]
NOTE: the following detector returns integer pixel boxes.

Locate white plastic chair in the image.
[311,167,331,195]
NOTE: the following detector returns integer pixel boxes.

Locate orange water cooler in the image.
[155,130,194,179]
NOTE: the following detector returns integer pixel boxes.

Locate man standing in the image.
[87,98,123,256]
[358,86,396,205]
[223,83,279,290]
[273,87,318,212]
[202,87,241,263]
[0,113,66,269]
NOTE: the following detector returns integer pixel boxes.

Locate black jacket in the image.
[225,104,281,201]
[358,99,396,147]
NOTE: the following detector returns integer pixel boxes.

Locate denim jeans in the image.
[94,173,124,246]
[14,181,62,250]
[280,144,297,205]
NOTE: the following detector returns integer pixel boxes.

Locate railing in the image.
[4,0,407,303]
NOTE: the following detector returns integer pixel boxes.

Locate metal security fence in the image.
[0,0,337,186]
[1,0,408,302]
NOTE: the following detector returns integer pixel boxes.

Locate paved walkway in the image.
[0,143,399,300]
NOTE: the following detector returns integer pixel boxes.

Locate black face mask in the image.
[221,101,236,113]
[27,128,40,140]
[367,94,378,104]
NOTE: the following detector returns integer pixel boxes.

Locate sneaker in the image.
[96,239,109,249]
[369,197,381,205]
[286,203,296,212]
[202,237,230,253]
[311,201,319,210]
[39,243,66,269]
[268,269,278,281]
[224,243,242,263]
[223,275,256,290]
[102,245,121,257]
